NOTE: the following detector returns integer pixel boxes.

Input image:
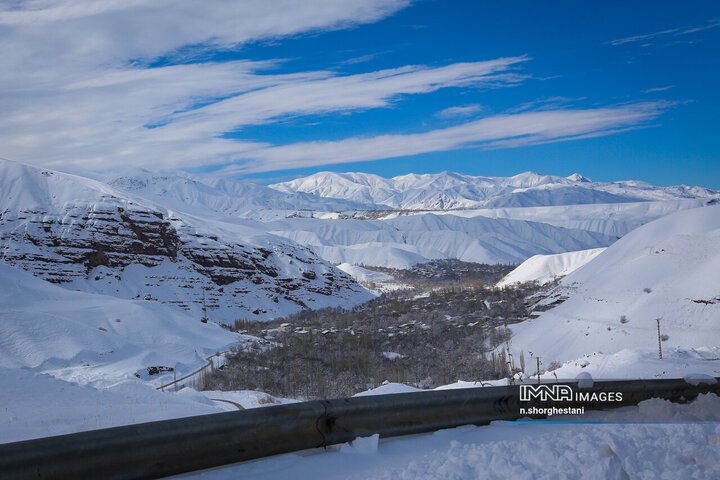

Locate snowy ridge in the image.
[507,204,720,364]
[270,170,719,210]
[99,168,716,270]
[497,247,606,287]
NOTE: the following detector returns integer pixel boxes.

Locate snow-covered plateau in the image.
[1,159,719,478]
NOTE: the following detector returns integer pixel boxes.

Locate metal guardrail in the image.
[1,377,718,480]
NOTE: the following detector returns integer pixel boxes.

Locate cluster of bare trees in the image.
[203,264,541,400]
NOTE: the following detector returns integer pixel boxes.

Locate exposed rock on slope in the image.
[0,159,372,323]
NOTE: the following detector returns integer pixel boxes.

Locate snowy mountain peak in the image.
[567,173,591,182]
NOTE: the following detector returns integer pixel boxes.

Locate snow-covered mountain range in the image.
[263,214,616,268]
[270,171,718,210]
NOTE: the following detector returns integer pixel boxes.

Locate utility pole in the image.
[201,286,208,324]
[536,357,541,384]
[656,318,663,359]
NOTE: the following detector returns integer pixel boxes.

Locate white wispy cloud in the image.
[610,20,720,46]
[223,102,668,173]
[506,96,587,113]
[436,104,484,118]
[338,51,390,66]
[643,85,675,93]
[0,58,529,171]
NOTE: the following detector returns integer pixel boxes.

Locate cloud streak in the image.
[643,85,675,94]
[224,102,668,173]
[610,20,720,46]
[436,104,484,118]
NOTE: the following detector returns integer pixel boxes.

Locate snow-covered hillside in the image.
[336,263,393,284]
[507,204,720,365]
[0,159,372,323]
[270,170,719,210]
[0,262,237,380]
[497,247,606,287]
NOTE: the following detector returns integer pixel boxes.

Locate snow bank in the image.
[354,383,423,397]
[340,434,379,454]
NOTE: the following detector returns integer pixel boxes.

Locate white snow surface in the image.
[497,247,606,287]
[507,204,720,365]
[0,367,224,444]
[436,199,712,237]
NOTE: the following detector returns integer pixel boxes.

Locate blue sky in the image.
[1,1,718,187]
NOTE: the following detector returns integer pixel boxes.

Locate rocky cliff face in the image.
[0,160,372,323]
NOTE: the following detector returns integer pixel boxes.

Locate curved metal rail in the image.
[1,377,718,480]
